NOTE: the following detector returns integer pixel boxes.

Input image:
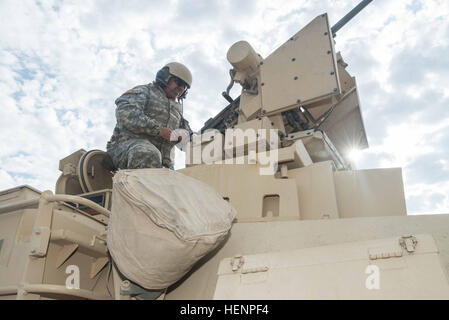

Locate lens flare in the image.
[348,148,362,163]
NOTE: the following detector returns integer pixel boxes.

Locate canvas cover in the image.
[107,168,237,289]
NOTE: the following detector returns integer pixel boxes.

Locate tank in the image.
[1,1,449,300]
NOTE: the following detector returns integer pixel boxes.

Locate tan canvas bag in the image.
[107,168,236,289]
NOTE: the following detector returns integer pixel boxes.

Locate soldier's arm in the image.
[115,87,161,136]
[180,118,193,137]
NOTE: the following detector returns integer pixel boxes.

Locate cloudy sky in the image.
[0,0,448,215]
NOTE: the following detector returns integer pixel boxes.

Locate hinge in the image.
[230,254,269,274]
[399,235,418,253]
[231,254,244,272]
[241,266,269,274]
[368,246,403,260]
[368,235,420,260]
[29,226,51,257]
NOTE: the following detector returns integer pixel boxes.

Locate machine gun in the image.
[200,0,374,170]
[202,0,374,166]
[331,0,373,36]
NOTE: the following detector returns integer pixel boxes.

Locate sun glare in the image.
[348,148,362,164]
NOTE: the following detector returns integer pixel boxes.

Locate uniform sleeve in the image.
[180,117,193,137]
[115,86,162,137]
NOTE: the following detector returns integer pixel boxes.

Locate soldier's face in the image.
[164,77,185,99]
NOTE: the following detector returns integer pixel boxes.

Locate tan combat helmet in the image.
[164,62,192,88]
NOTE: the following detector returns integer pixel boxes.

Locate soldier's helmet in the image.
[156,62,192,89]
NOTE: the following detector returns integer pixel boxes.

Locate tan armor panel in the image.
[260,14,340,115]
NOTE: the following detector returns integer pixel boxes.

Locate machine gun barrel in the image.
[331,0,373,36]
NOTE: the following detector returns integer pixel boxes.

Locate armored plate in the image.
[214,234,449,299]
[320,86,369,155]
[260,13,340,115]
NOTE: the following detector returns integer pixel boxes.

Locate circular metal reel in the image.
[78,150,114,193]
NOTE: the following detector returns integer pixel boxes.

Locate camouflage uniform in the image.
[106,82,192,170]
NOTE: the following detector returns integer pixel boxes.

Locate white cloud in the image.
[0,0,448,215]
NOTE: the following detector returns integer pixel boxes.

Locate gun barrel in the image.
[331,0,373,36]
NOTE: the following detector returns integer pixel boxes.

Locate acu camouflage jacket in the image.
[107,82,192,150]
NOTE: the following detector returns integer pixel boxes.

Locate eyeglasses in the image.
[173,77,187,90]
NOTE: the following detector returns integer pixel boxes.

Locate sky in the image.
[0,0,448,215]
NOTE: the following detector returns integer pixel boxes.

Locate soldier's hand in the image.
[160,127,173,141]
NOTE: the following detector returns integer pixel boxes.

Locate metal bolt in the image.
[260,61,263,65]
[290,135,294,138]
[30,249,36,254]
[121,280,131,290]
[327,50,331,54]
[333,88,338,92]
[271,122,274,126]
[296,99,301,103]
[261,82,264,86]
[290,37,294,41]
[330,71,335,75]
[256,133,259,137]
[294,76,298,80]
[292,58,296,62]
[324,32,328,36]
[262,110,266,114]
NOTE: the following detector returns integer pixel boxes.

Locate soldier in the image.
[106,62,193,170]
